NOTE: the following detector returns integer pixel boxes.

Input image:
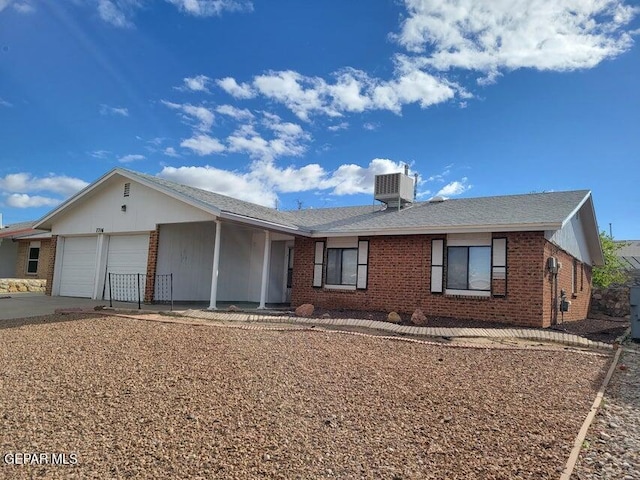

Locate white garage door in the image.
[104,234,149,301]
[59,236,98,298]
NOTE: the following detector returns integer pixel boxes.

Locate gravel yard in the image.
[0,314,610,479]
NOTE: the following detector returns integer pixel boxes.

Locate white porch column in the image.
[208,220,222,310]
[258,230,271,309]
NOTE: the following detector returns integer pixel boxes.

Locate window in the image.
[326,248,357,286]
[27,243,41,274]
[446,246,491,291]
[572,259,578,295]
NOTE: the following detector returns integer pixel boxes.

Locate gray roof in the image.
[288,190,591,234]
[0,221,50,239]
[35,167,593,237]
[129,169,590,234]
[617,240,640,271]
[122,169,303,230]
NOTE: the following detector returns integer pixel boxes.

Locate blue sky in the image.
[0,0,639,238]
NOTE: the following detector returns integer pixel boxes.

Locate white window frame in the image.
[26,241,41,275]
[445,233,492,297]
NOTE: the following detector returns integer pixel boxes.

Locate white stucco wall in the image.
[51,176,214,235]
[545,208,593,265]
[156,222,215,301]
[217,225,267,303]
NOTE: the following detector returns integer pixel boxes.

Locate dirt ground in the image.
[0,313,610,479]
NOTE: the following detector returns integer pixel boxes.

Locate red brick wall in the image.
[292,232,552,327]
[45,236,57,296]
[542,241,592,326]
[144,228,159,303]
[15,239,52,280]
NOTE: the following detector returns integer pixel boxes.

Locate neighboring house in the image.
[616,240,640,284]
[33,167,603,328]
[0,221,52,280]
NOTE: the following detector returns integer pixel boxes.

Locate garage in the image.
[58,236,98,298]
[104,234,150,301]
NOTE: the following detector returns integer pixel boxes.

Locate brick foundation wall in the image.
[542,241,592,326]
[292,232,550,327]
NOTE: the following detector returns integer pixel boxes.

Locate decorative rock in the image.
[411,308,427,326]
[227,305,239,312]
[295,303,314,317]
[321,313,331,319]
[387,311,401,323]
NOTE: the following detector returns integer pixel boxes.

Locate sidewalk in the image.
[175,308,613,350]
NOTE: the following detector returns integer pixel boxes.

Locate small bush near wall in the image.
[590,286,630,317]
[0,278,47,294]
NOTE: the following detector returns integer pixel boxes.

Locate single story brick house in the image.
[0,220,53,280]
[34,167,603,327]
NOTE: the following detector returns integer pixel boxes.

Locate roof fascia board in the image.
[583,195,605,266]
[309,222,563,238]
[560,191,591,228]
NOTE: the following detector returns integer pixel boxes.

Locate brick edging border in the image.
[559,345,624,480]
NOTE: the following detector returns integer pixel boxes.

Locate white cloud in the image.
[6,194,60,208]
[157,158,408,208]
[166,0,253,17]
[253,70,337,121]
[97,0,136,28]
[117,154,145,163]
[328,121,349,132]
[395,0,637,76]
[99,104,129,117]
[435,178,471,198]
[216,104,254,121]
[12,1,34,13]
[180,134,226,155]
[89,150,111,159]
[178,75,212,93]
[163,147,180,157]
[92,0,251,27]
[220,65,459,119]
[227,114,310,161]
[363,122,379,131]
[0,97,12,108]
[161,100,214,131]
[159,165,276,207]
[216,77,256,99]
[320,158,407,195]
[0,173,89,197]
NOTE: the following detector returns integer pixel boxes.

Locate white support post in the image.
[208,220,222,310]
[258,230,271,309]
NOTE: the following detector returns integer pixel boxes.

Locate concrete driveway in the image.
[0,292,182,320]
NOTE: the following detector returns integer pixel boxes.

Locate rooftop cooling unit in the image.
[374,172,415,209]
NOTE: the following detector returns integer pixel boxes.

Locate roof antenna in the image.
[414,173,419,201]
[404,164,409,176]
